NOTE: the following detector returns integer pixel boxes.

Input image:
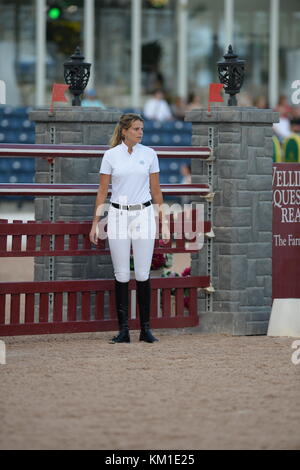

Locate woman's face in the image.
[122,119,144,146]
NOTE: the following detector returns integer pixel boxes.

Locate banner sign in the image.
[272,163,300,298]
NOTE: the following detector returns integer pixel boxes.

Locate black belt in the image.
[111,200,152,211]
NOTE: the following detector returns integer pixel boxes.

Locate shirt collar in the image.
[121,141,138,153]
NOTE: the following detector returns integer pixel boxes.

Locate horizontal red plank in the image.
[0,183,210,196]
[0,219,211,235]
[0,247,205,257]
[0,314,199,336]
[0,276,210,294]
[0,219,211,257]
[0,144,211,159]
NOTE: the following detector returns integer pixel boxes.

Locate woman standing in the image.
[89,114,169,343]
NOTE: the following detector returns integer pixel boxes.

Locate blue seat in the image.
[6,106,29,117]
[167,174,179,183]
[1,106,15,116]
[168,161,180,171]
[143,120,163,132]
[0,105,32,118]
[7,158,34,172]
[17,131,35,143]
[171,133,191,145]
[8,172,35,183]
[0,130,18,143]
[158,160,170,171]
[182,134,192,145]
[0,118,10,129]
[173,120,187,131]
[148,133,162,144]
[7,117,24,129]
[158,173,169,184]
[20,158,35,172]
[0,158,11,172]
[161,121,176,131]
[160,133,174,145]
[141,134,152,146]
[22,119,34,130]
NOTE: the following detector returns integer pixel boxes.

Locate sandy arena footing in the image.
[0,330,299,450]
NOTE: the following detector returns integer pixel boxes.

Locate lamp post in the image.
[217,45,245,106]
[63,47,91,106]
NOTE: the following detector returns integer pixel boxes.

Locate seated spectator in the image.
[237,91,253,107]
[254,95,269,109]
[186,92,202,112]
[273,96,293,141]
[273,117,292,141]
[143,89,173,122]
[171,96,187,120]
[275,95,293,119]
[81,89,106,109]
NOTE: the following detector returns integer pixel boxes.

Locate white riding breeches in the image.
[107,204,157,282]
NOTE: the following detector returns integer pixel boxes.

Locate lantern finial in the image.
[63,47,91,106]
[217,46,245,106]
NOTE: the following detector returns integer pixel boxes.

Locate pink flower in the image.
[181,267,191,277]
[151,253,166,270]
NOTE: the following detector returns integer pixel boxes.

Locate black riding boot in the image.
[136,278,158,343]
[110,279,130,343]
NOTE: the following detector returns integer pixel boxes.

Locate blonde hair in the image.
[109,113,144,148]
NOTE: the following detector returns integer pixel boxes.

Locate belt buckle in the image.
[130,203,142,211]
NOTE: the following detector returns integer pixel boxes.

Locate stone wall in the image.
[185,106,279,335]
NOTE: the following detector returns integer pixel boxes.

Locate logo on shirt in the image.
[139,160,145,165]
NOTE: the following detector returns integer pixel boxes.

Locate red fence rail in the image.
[0,214,212,257]
[0,143,212,160]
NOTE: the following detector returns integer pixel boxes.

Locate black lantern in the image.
[217,45,245,106]
[63,47,91,106]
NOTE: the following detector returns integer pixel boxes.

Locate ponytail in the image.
[109,113,144,148]
[109,123,123,148]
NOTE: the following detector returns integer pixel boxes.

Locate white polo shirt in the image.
[99,142,160,205]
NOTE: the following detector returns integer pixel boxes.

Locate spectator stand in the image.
[0,106,35,204]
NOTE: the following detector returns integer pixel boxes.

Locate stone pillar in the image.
[29,107,121,284]
[185,106,279,335]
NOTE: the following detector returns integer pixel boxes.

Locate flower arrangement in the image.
[181,267,191,277]
[130,244,173,272]
[150,239,173,271]
[151,252,173,270]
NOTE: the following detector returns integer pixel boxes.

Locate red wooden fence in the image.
[0,144,212,336]
[0,276,210,336]
[0,211,211,336]
[0,216,211,257]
